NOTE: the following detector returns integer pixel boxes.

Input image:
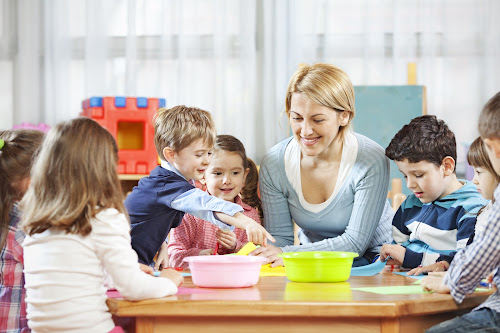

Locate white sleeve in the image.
[91,209,178,300]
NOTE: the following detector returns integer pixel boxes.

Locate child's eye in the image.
[292,117,303,121]
[415,174,423,178]
[314,119,325,123]
[213,172,222,176]
[232,171,240,176]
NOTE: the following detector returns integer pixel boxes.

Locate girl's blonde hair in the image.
[21,118,126,236]
[285,63,355,140]
[0,130,44,250]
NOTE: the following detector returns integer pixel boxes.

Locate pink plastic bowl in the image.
[183,255,267,288]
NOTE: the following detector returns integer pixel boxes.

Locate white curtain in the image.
[1,0,499,166]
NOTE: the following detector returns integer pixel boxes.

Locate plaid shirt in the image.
[168,196,261,268]
[0,206,29,332]
[444,185,500,313]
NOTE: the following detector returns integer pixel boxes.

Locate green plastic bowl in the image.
[278,251,358,283]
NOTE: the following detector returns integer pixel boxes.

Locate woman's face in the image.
[289,93,349,158]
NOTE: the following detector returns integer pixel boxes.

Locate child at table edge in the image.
[422,91,500,333]
[379,115,486,268]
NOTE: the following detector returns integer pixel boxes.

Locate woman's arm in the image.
[259,153,295,247]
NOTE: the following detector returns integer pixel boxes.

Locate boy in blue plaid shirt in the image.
[422,91,500,332]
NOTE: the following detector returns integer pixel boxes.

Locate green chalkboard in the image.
[353,86,426,196]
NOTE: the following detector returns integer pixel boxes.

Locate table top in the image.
[107,267,493,319]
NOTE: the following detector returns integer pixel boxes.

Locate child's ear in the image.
[163,147,175,163]
[441,156,456,176]
[484,138,500,158]
[243,167,250,184]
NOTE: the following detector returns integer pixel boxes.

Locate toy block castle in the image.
[81,96,166,174]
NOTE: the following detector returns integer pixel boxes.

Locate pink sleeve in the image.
[168,214,206,269]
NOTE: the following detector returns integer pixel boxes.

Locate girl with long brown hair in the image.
[21,118,183,333]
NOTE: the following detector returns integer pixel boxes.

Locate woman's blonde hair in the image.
[21,118,126,236]
[285,63,355,140]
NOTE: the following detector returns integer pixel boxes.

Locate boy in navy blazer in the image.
[125,105,274,266]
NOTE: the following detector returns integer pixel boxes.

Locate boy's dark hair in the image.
[385,115,457,170]
[478,91,500,140]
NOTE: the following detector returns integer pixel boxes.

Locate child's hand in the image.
[249,244,284,267]
[154,242,169,270]
[237,213,275,246]
[407,261,449,276]
[216,228,237,251]
[421,272,450,294]
[486,271,495,285]
[199,249,213,256]
[160,268,184,287]
[215,212,275,246]
[139,263,154,275]
[380,244,406,266]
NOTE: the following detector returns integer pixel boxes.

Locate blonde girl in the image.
[168,135,262,268]
[21,118,183,333]
[0,129,44,333]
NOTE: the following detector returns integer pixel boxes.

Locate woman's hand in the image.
[421,272,450,293]
[380,244,406,266]
[249,244,284,267]
[216,228,237,251]
[154,242,169,270]
[407,261,449,276]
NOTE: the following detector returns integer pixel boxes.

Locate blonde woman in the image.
[253,63,393,267]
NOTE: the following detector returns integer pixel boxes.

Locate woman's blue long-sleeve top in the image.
[259,133,392,257]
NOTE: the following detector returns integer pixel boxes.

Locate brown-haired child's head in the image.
[385,115,457,170]
[21,118,125,237]
[478,92,500,141]
[0,129,44,249]
[386,115,460,203]
[478,92,500,177]
[467,136,500,201]
[154,106,216,161]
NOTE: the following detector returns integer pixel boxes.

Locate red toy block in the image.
[81,96,166,174]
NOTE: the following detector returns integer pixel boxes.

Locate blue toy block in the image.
[89,97,103,107]
[159,99,166,108]
[115,97,126,107]
[137,97,148,108]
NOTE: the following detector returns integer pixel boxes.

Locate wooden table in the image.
[107,268,492,333]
